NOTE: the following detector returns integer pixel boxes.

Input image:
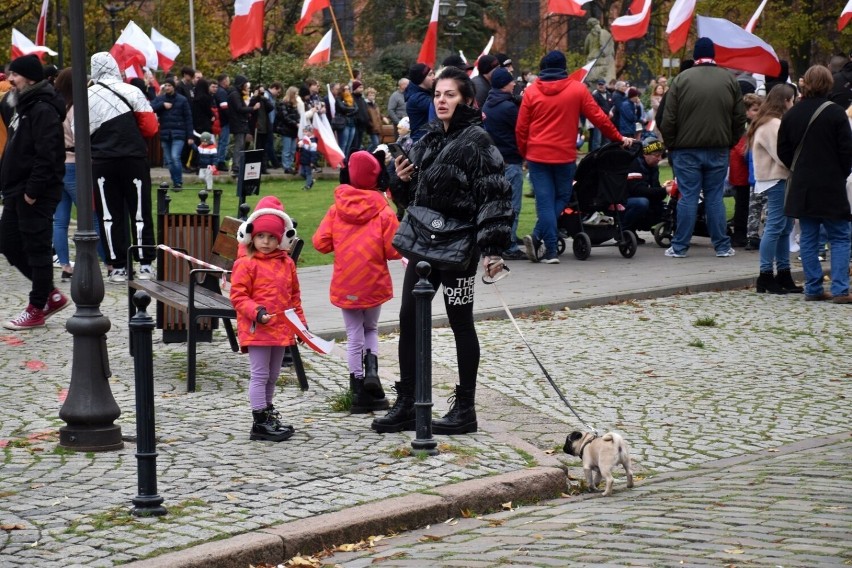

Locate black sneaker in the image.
[502,249,528,261]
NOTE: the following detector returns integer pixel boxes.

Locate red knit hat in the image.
[348,151,381,189]
[237,196,296,250]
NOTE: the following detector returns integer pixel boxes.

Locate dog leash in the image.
[483,268,599,435]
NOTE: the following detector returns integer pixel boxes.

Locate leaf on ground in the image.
[418,534,443,542]
[0,440,8,448]
[460,508,475,518]
[24,360,47,371]
[1,524,27,531]
[488,519,505,527]
[560,493,572,498]
[285,556,321,567]
[57,388,68,403]
[0,336,25,346]
[501,501,513,511]
[724,548,744,554]
[767,448,779,452]
[572,528,587,533]
[28,431,58,442]
[544,449,555,455]
[443,518,457,525]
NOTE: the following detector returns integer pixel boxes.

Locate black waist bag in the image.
[392,205,476,271]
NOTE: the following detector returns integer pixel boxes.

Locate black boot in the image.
[776,268,804,293]
[363,350,385,398]
[251,409,294,441]
[755,271,787,294]
[350,374,390,414]
[370,382,415,433]
[432,386,477,435]
[265,404,295,434]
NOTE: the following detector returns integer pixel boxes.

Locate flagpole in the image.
[189,0,197,69]
[328,3,354,80]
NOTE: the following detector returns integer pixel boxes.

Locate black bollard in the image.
[411,262,439,456]
[129,292,167,517]
[196,189,210,215]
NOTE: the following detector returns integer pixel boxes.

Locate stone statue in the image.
[584,19,616,83]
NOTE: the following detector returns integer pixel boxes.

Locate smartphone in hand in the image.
[388,143,417,169]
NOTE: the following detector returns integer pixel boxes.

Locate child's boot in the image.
[265,404,295,435]
[350,374,389,414]
[250,409,294,442]
[363,349,385,398]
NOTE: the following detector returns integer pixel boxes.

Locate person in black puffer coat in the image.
[228,75,260,174]
[371,66,513,436]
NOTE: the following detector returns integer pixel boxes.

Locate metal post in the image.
[56,0,64,68]
[411,261,438,456]
[129,292,167,517]
[196,190,210,215]
[58,0,123,452]
[188,0,197,70]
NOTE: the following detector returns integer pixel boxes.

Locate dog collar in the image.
[579,435,596,458]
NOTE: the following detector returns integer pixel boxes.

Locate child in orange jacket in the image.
[231,195,306,442]
[313,151,401,414]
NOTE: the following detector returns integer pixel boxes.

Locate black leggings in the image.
[398,257,480,390]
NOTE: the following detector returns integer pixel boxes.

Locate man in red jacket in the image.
[516,50,632,264]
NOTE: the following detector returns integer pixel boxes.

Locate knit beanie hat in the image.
[236,196,296,250]
[9,54,44,82]
[408,63,432,86]
[693,37,715,60]
[234,74,249,90]
[348,151,382,190]
[539,50,567,71]
[477,54,499,76]
[490,68,514,90]
[627,87,640,99]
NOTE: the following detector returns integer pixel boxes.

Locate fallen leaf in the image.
[724,549,744,554]
[501,501,513,511]
[443,518,457,525]
[286,555,320,567]
[25,360,47,371]
[560,492,572,498]
[0,336,25,346]
[544,449,555,455]
[418,535,443,542]
[487,519,505,527]
[767,448,779,453]
[573,528,587,533]
[57,388,68,403]
[460,508,475,518]
[1,524,26,531]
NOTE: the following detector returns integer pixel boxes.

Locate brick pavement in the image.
[0,219,850,567]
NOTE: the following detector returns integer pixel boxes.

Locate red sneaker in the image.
[3,305,46,330]
[44,288,69,319]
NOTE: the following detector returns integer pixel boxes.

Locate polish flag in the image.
[417,0,440,69]
[696,16,781,76]
[744,0,769,33]
[307,29,332,65]
[665,0,695,53]
[839,0,852,31]
[611,0,652,42]
[469,36,495,79]
[36,0,50,46]
[569,59,597,83]
[150,27,180,73]
[110,20,159,78]
[326,83,336,118]
[296,0,330,34]
[311,112,345,169]
[230,0,264,59]
[10,28,56,61]
[547,0,587,17]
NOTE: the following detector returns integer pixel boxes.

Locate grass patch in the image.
[687,338,705,348]
[513,447,538,468]
[329,388,353,412]
[390,447,412,459]
[693,316,717,327]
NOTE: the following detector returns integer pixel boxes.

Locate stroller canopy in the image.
[573,142,641,212]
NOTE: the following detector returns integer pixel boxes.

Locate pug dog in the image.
[564,431,634,496]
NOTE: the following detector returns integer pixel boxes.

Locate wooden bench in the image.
[128,216,308,393]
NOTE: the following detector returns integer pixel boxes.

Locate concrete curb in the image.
[125,466,567,568]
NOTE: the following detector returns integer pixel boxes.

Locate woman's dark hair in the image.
[436,66,475,105]
[54,67,73,110]
[194,78,210,98]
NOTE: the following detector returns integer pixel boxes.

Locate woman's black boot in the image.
[755,271,787,294]
[350,374,389,414]
[370,382,415,433]
[776,268,804,293]
[250,409,294,442]
[363,350,385,398]
[432,386,477,435]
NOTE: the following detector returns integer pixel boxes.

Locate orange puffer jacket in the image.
[313,184,401,310]
[230,250,306,350]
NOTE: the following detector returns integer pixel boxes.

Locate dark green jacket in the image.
[659,64,746,149]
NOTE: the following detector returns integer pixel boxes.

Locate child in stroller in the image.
[556,142,642,260]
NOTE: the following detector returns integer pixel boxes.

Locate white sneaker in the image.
[138,265,155,280]
[582,212,602,225]
[108,268,127,283]
[665,247,687,258]
[716,248,736,257]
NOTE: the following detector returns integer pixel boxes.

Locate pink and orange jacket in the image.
[312,184,401,310]
[229,250,306,350]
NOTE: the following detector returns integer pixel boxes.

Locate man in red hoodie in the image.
[516,50,632,264]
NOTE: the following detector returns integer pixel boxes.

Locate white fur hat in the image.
[236,196,297,251]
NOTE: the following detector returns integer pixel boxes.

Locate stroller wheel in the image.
[572,232,592,260]
[619,230,638,258]
[653,223,672,248]
[556,236,566,256]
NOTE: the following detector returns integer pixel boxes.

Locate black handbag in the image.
[392,205,476,271]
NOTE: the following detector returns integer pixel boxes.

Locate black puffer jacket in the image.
[0,80,65,200]
[391,103,513,256]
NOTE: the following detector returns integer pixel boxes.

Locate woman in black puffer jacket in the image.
[371,66,513,436]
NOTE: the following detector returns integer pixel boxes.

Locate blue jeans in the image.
[504,163,524,252]
[757,181,793,273]
[341,125,356,157]
[589,128,602,152]
[53,163,105,266]
[670,148,731,254]
[160,135,185,186]
[216,123,230,166]
[281,136,297,170]
[368,133,380,152]
[799,217,851,297]
[623,197,650,232]
[528,161,577,257]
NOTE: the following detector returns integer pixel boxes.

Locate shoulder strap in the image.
[97,81,135,114]
[791,101,833,171]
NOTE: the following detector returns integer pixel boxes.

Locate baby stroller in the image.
[652,179,734,248]
[557,142,642,260]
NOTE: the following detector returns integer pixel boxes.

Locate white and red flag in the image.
[150,27,180,73]
[744,0,769,33]
[611,0,652,42]
[230,0,264,59]
[296,0,330,34]
[696,15,781,76]
[326,83,337,118]
[839,0,852,31]
[311,112,345,169]
[547,0,587,17]
[110,20,158,79]
[569,59,597,82]
[307,29,332,65]
[665,0,695,53]
[417,0,440,69]
[469,36,495,79]
[36,0,49,46]
[10,28,56,61]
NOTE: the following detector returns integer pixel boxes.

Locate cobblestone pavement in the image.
[1,247,850,566]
